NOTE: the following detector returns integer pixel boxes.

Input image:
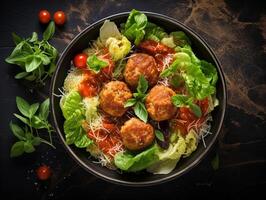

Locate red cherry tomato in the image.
[74,53,88,69]
[53,11,66,25]
[36,165,52,180]
[38,10,51,24]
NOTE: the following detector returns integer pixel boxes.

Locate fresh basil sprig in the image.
[87,54,108,73]
[10,97,55,157]
[5,21,58,85]
[171,94,202,118]
[124,75,148,123]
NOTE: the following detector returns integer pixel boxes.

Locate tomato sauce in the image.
[173,98,209,135]
[87,121,124,158]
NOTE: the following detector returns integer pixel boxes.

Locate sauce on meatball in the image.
[124,53,159,88]
[120,118,155,151]
[145,85,177,121]
[99,81,132,117]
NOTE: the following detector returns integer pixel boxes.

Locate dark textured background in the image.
[0,0,265,199]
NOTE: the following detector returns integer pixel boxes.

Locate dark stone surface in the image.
[0,0,265,199]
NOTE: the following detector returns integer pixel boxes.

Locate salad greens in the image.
[122,9,148,45]
[10,97,55,157]
[124,75,148,123]
[172,94,202,118]
[60,91,93,148]
[5,21,58,85]
[87,54,108,73]
[114,145,158,172]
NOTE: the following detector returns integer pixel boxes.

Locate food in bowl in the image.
[59,9,219,174]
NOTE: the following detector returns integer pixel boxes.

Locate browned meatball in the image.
[120,118,155,151]
[124,53,159,88]
[99,81,132,117]
[145,85,177,121]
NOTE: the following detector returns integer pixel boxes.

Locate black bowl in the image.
[50,12,227,186]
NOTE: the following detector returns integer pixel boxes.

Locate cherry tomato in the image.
[53,11,66,25]
[78,82,98,97]
[36,165,52,180]
[74,53,88,69]
[38,10,51,24]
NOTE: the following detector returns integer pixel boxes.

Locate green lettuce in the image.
[63,110,92,148]
[60,91,92,148]
[170,31,191,47]
[60,91,84,119]
[121,9,147,45]
[144,22,167,42]
[160,47,218,100]
[114,145,159,172]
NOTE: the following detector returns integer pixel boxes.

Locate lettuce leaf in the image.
[63,110,92,148]
[61,91,92,148]
[114,145,159,172]
[60,91,84,119]
[121,9,147,45]
[170,31,191,47]
[99,20,122,43]
[144,22,167,42]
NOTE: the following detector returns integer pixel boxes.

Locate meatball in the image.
[124,53,159,88]
[99,81,132,117]
[120,118,155,151]
[145,85,177,121]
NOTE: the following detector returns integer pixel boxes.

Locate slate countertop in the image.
[0,0,265,199]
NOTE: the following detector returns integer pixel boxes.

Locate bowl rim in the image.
[50,11,227,187]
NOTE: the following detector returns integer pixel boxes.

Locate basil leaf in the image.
[133,102,148,123]
[29,103,39,118]
[15,72,29,79]
[24,141,35,153]
[171,94,190,107]
[32,137,41,146]
[155,130,164,142]
[14,114,29,125]
[43,21,55,41]
[124,98,136,108]
[87,54,108,73]
[188,103,202,118]
[25,56,42,72]
[122,9,148,45]
[9,122,25,140]
[137,75,148,94]
[31,116,47,129]
[10,141,25,157]
[39,98,50,120]
[16,96,30,117]
[12,33,23,45]
[29,32,38,42]
[38,53,51,65]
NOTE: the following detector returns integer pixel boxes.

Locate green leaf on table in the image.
[10,141,25,157]
[15,72,29,79]
[9,122,25,140]
[29,103,39,118]
[14,114,29,125]
[43,21,55,41]
[29,32,38,42]
[32,137,41,146]
[39,98,50,120]
[23,141,35,153]
[25,56,42,72]
[12,32,23,45]
[16,96,30,117]
[133,102,148,123]
[87,54,108,73]
[31,115,47,129]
